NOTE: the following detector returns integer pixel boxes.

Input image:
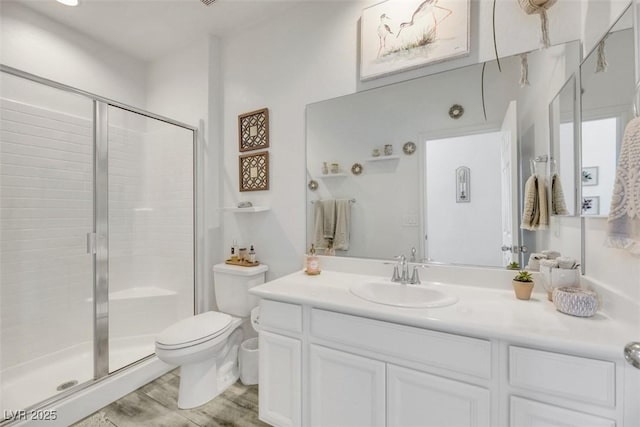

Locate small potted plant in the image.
[506,261,520,270]
[512,271,534,300]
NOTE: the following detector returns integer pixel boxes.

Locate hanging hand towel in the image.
[605,116,640,255]
[333,199,351,250]
[521,174,549,230]
[538,176,549,229]
[521,175,540,230]
[551,173,569,215]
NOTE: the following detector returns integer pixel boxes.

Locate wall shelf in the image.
[365,155,400,162]
[223,206,270,212]
[319,173,347,178]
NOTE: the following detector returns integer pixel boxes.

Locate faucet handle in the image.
[410,266,420,284]
[409,264,428,284]
[391,264,401,282]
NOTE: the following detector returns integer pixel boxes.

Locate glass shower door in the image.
[106,105,194,372]
[0,72,95,411]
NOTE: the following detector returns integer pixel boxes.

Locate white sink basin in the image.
[350,281,458,308]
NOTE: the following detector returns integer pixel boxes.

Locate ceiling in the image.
[9,0,300,62]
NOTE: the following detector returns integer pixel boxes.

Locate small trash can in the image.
[239,337,259,385]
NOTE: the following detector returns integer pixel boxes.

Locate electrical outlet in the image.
[401,214,418,227]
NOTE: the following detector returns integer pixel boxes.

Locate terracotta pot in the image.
[512,280,534,300]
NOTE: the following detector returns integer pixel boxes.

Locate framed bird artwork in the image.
[360,0,470,80]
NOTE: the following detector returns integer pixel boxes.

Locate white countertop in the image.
[250,266,640,360]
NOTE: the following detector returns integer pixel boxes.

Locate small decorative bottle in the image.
[306,244,320,275]
[322,162,329,175]
[230,246,237,262]
[248,245,256,263]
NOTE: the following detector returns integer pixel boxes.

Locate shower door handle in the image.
[87,232,97,254]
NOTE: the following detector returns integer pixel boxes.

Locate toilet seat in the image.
[155,311,232,350]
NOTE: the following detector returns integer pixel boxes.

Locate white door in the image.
[500,100,519,266]
[259,331,301,427]
[387,364,490,427]
[510,396,615,427]
[309,344,386,427]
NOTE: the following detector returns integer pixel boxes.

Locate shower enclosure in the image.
[0,66,197,418]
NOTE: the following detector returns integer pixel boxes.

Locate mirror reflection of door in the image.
[423,101,518,267]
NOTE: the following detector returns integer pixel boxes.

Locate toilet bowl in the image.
[154,263,268,409]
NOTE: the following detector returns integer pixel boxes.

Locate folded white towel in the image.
[541,249,560,260]
[606,116,640,255]
[333,199,351,250]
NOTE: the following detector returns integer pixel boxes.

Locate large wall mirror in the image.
[306,41,581,268]
[549,75,578,216]
[580,5,634,218]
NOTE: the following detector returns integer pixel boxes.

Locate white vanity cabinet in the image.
[506,346,619,427]
[257,298,631,427]
[309,345,386,427]
[257,300,303,427]
[387,364,491,427]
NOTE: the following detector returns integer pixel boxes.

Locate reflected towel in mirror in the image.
[333,199,351,251]
[313,199,351,250]
[551,173,569,215]
[606,116,640,255]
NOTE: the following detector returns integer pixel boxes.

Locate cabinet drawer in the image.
[259,300,302,334]
[310,309,491,379]
[510,396,615,427]
[509,346,615,407]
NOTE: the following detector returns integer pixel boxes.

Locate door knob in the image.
[624,342,640,369]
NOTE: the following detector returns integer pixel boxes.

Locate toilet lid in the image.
[155,311,232,348]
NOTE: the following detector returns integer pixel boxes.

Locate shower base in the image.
[1,335,158,418]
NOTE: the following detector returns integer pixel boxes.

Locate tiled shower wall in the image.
[1,97,193,371]
[1,98,94,369]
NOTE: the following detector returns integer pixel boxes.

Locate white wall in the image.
[221,0,581,278]
[221,0,638,302]
[145,38,222,311]
[0,2,147,108]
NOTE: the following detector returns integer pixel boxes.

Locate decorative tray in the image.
[225,259,260,267]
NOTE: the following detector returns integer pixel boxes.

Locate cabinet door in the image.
[510,396,615,427]
[309,344,386,427]
[259,331,301,427]
[387,364,490,427]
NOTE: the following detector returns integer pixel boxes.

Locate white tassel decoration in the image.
[520,53,530,87]
[539,10,551,48]
[596,38,608,73]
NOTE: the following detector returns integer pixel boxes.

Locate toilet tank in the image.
[213,263,268,317]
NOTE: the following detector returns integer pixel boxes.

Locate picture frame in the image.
[239,151,269,192]
[581,166,599,186]
[238,108,269,152]
[582,196,600,215]
[360,0,470,81]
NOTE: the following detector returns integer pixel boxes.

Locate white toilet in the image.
[155,263,268,409]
